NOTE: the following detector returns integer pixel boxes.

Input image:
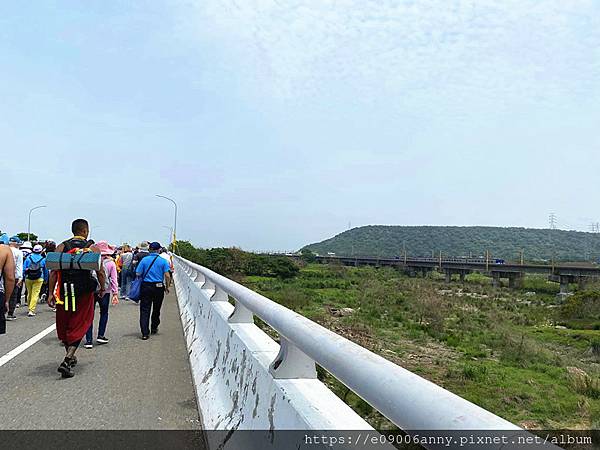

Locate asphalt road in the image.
[0,290,202,431]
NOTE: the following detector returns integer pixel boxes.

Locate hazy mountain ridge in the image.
[303,226,600,262]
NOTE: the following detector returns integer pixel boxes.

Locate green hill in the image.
[303,226,600,262]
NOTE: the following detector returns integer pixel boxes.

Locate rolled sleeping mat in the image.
[46,252,101,271]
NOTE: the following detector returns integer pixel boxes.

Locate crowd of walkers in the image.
[0,218,174,378]
[0,236,51,321]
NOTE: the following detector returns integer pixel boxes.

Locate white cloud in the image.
[176,0,600,120]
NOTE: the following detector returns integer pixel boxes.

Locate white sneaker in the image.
[27,311,36,317]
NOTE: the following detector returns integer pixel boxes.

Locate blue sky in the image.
[1,1,599,250]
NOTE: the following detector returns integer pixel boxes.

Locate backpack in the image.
[26,255,44,280]
[60,238,99,296]
[101,258,112,292]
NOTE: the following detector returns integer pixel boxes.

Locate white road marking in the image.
[0,323,56,367]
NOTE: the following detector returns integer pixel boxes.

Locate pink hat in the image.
[95,240,116,255]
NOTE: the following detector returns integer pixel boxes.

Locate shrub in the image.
[560,290,600,320]
[412,286,446,336]
[498,333,553,368]
[273,287,311,310]
[567,367,600,399]
[461,364,488,381]
[174,241,299,279]
[300,248,317,263]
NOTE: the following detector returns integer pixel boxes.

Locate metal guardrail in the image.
[173,255,524,432]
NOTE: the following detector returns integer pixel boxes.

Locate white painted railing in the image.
[173,255,523,433]
[173,256,371,441]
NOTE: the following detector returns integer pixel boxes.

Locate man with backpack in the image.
[48,219,106,378]
[22,244,47,317]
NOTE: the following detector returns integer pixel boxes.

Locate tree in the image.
[267,257,300,279]
[300,248,317,263]
[174,241,300,279]
[173,240,199,261]
[413,285,445,335]
[17,232,38,242]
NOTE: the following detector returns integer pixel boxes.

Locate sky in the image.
[1,0,599,251]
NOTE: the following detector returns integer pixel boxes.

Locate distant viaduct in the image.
[311,255,600,294]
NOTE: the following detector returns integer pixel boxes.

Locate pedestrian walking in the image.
[47,218,106,378]
[39,240,56,304]
[23,244,47,317]
[21,241,32,258]
[132,241,150,271]
[159,247,174,273]
[118,244,134,299]
[84,241,119,349]
[136,241,172,340]
[0,235,16,335]
[18,241,33,308]
[6,236,23,321]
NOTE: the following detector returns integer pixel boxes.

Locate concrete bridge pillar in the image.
[559,275,571,296]
[459,271,466,283]
[444,270,452,283]
[491,272,501,288]
[508,273,524,289]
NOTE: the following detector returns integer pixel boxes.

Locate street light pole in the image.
[162,226,173,247]
[28,205,47,241]
[156,195,177,253]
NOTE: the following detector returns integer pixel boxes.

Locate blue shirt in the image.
[23,254,48,281]
[135,253,170,282]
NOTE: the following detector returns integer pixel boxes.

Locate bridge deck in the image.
[0,290,202,430]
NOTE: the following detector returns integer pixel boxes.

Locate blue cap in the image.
[0,234,8,245]
[9,236,22,244]
[149,241,162,250]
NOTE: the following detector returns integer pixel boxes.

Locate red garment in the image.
[55,291,95,344]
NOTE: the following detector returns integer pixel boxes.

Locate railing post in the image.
[194,271,205,285]
[201,277,215,294]
[211,285,229,302]
[269,337,317,379]
[228,299,254,323]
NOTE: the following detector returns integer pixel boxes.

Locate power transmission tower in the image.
[548,213,557,265]
[589,222,600,263]
[587,223,595,261]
